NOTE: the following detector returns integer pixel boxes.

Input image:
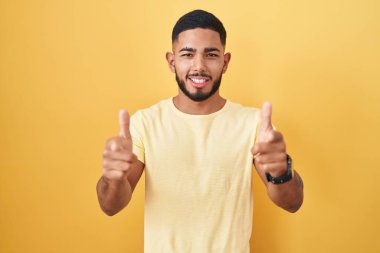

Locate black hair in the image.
[172,10,227,46]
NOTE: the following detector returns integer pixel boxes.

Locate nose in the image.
[192,54,206,72]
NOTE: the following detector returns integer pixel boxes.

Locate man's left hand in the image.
[252,102,288,178]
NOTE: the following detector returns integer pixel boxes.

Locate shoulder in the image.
[130,98,172,123]
[225,100,261,120]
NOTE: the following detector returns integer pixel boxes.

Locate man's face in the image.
[166,28,231,102]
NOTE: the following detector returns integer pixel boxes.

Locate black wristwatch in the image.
[265,154,293,184]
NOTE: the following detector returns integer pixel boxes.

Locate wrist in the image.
[102,174,130,188]
[269,167,288,177]
[266,154,293,184]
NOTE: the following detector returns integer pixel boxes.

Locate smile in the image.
[188,77,210,88]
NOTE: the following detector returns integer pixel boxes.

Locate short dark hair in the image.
[172,10,227,46]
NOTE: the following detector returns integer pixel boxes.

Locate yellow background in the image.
[1,0,379,252]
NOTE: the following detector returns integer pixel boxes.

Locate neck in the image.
[172,91,226,115]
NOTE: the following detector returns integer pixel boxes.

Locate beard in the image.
[175,70,223,102]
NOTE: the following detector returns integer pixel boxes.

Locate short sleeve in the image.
[129,110,145,164]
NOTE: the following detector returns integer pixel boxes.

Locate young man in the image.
[97,10,304,253]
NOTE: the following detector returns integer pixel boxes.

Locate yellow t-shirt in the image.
[130,97,260,253]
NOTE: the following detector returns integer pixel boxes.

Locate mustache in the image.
[187,73,212,79]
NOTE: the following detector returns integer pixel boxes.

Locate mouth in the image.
[188,75,211,88]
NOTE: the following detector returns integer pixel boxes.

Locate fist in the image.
[102,109,137,181]
[252,102,287,178]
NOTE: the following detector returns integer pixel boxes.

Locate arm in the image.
[96,109,145,216]
[266,170,303,212]
[255,163,304,212]
[97,159,144,216]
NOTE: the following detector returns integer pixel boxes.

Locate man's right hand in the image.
[102,109,138,182]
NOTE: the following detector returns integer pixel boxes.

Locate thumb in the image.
[119,109,132,139]
[260,101,273,132]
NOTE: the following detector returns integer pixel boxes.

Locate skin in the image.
[96,28,303,216]
[252,102,304,212]
[96,110,144,216]
[166,28,231,115]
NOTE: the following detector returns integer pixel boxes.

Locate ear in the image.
[222,52,231,74]
[166,52,176,73]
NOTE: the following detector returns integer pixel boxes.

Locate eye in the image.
[181,53,193,57]
[207,53,219,57]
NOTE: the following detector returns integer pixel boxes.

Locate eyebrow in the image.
[204,47,220,53]
[179,47,195,53]
[178,47,221,53]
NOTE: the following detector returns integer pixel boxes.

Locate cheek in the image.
[174,61,190,75]
[208,58,225,68]
[208,61,225,74]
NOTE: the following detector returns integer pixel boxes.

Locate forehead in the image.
[173,28,224,52]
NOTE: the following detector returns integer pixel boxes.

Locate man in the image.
[97,9,303,253]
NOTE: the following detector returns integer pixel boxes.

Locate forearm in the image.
[267,170,304,213]
[96,176,132,216]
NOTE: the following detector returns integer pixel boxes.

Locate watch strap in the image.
[265,154,293,184]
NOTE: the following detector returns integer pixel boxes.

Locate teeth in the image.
[190,78,207,84]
